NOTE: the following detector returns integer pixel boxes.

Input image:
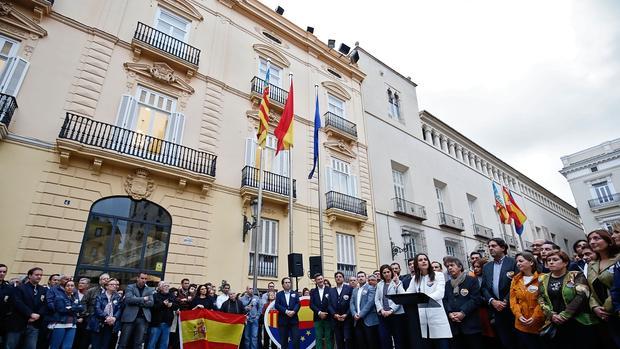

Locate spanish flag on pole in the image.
[179,309,245,349]
[502,186,527,235]
[274,77,294,155]
[257,66,271,148]
[493,182,511,224]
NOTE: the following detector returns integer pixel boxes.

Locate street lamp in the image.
[242,199,258,242]
[391,232,413,259]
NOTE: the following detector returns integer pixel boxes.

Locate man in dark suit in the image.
[310,273,333,349]
[5,267,47,349]
[275,277,300,349]
[349,271,379,349]
[118,272,155,349]
[481,238,518,349]
[400,258,415,290]
[328,271,353,349]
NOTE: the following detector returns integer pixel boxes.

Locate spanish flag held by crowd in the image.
[179,309,246,349]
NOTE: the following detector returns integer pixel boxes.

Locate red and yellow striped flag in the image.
[257,67,271,147]
[274,79,294,155]
[179,309,245,349]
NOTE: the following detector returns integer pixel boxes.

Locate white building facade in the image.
[357,47,584,266]
[560,138,620,233]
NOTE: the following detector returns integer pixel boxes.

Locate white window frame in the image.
[387,88,401,119]
[435,186,445,214]
[154,7,191,42]
[592,181,615,203]
[244,134,289,177]
[336,233,356,266]
[444,238,465,262]
[327,94,346,119]
[250,218,278,256]
[468,197,477,225]
[326,158,358,197]
[258,58,283,88]
[0,35,29,97]
[392,169,406,200]
[402,229,423,260]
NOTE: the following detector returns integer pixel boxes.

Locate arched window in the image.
[75,196,172,287]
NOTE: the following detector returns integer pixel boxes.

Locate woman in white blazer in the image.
[375,264,407,349]
[407,253,452,349]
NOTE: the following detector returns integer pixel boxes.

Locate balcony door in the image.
[593,181,614,204]
[154,8,190,42]
[244,134,289,177]
[326,158,358,197]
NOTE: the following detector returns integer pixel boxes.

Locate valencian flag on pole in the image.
[308,92,320,179]
[257,65,271,147]
[179,309,245,349]
[274,78,294,155]
[502,186,527,235]
[493,182,511,224]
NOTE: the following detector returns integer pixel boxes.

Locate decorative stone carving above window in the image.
[324,140,357,159]
[321,80,351,101]
[124,169,155,200]
[157,0,203,21]
[124,62,195,95]
[253,43,290,67]
[0,2,47,39]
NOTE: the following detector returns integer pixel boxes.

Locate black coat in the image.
[444,275,482,335]
[0,282,13,334]
[151,292,179,326]
[310,286,331,321]
[220,299,245,314]
[481,256,518,305]
[11,282,47,331]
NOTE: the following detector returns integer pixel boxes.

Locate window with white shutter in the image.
[328,94,346,118]
[249,219,279,277]
[0,36,28,97]
[336,233,356,279]
[258,58,282,88]
[327,158,357,197]
[154,8,190,42]
[244,134,289,176]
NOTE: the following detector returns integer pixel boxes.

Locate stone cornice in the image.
[559,151,620,175]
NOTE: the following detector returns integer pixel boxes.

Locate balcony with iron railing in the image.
[393,197,427,221]
[240,166,296,207]
[438,212,465,232]
[250,76,289,111]
[248,253,278,278]
[504,234,518,247]
[325,191,368,225]
[588,194,620,211]
[57,113,217,191]
[337,263,356,280]
[0,93,18,140]
[324,112,357,142]
[473,223,493,239]
[132,22,201,75]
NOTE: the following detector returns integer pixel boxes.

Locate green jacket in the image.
[587,253,620,312]
[537,271,597,326]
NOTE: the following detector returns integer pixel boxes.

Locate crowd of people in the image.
[0,225,619,349]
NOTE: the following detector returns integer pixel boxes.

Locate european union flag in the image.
[308,93,320,179]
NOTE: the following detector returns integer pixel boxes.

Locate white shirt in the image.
[336,286,343,296]
[284,291,291,306]
[318,286,325,301]
[216,294,228,309]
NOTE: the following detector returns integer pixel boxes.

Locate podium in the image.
[388,293,441,348]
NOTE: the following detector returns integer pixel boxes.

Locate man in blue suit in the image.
[481,238,518,349]
[310,273,332,349]
[349,271,379,349]
[329,271,353,349]
[275,277,300,349]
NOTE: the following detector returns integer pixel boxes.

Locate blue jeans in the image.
[90,326,115,349]
[5,325,39,349]
[243,319,259,349]
[118,317,148,349]
[49,327,76,349]
[147,323,171,349]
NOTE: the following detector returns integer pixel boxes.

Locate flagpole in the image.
[288,73,294,255]
[253,146,265,292]
[315,84,325,272]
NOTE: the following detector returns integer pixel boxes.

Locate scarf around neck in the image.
[450,272,467,296]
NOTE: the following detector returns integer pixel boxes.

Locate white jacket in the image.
[374,279,405,315]
[406,272,452,339]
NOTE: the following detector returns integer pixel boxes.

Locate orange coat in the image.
[509,272,545,334]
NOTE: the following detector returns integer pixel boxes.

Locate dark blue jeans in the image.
[515,330,543,349]
[378,313,406,349]
[117,317,148,349]
[90,326,115,349]
[5,325,39,349]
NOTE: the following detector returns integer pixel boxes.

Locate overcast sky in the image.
[261,0,620,206]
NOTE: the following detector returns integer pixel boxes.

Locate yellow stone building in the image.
[0,0,377,289]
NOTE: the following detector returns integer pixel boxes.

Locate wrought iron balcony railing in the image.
[0,93,18,128]
[324,112,357,139]
[250,76,288,106]
[59,113,217,176]
[438,212,465,231]
[588,194,620,209]
[241,166,296,198]
[393,197,427,220]
[326,191,367,217]
[133,22,200,66]
[473,223,493,239]
[248,253,278,278]
[337,263,356,280]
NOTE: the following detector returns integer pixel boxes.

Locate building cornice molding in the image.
[321,80,351,100]
[158,0,204,21]
[253,43,290,67]
[124,62,195,95]
[0,1,47,39]
[559,151,620,175]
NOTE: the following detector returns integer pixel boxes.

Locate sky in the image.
[261,0,620,206]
